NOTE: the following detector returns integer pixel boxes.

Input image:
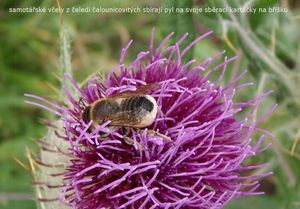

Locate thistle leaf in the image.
[33,123,71,209]
[160,0,195,61]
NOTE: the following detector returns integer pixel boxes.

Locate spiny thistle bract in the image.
[26,31,274,209]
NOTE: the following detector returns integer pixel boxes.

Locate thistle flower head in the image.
[26,31,273,209]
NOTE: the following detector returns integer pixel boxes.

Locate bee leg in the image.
[122,135,144,151]
[146,130,174,144]
[98,132,109,141]
[98,126,119,140]
[200,183,215,192]
[122,127,131,136]
[122,127,142,149]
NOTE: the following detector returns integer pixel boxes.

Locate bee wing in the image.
[133,83,160,94]
[106,111,139,126]
[110,83,160,98]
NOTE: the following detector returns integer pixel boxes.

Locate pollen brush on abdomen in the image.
[81,95,158,129]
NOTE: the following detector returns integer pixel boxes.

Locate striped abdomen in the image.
[81,95,157,128]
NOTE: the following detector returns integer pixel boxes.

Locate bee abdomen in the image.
[92,100,120,122]
[140,97,154,112]
[123,96,154,113]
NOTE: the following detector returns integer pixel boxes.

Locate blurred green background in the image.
[1,0,300,208]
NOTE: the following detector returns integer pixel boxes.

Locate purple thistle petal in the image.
[26,31,274,209]
[181,31,213,57]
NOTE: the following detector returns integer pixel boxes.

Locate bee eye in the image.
[82,106,91,124]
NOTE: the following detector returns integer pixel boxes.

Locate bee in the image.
[81,84,172,148]
[81,84,173,150]
[82,94,158,129]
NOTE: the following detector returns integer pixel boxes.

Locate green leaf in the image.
[225,196,281,209]
[159,0,195,61]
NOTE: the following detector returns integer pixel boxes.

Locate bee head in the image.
[82,106,91,124]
